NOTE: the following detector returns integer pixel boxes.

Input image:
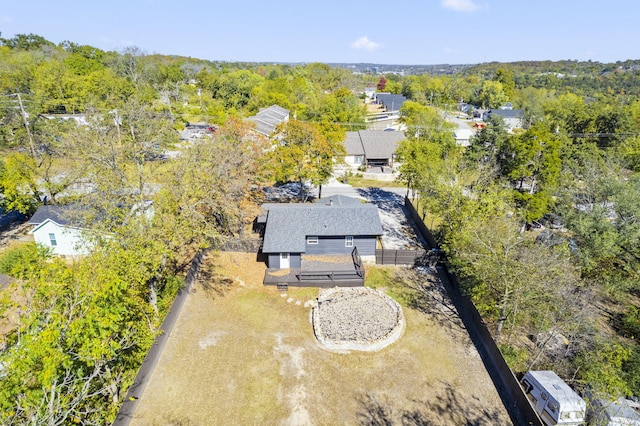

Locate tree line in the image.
[396,67,640,398]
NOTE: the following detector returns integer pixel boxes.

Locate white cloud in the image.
[350,36,381,52]
[441,0,481,12]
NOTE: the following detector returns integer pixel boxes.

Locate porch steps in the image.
[277,283,289,292]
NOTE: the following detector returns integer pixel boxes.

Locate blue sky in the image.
[1,0,638,65]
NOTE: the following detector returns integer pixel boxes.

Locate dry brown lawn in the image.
[131,252,511,426]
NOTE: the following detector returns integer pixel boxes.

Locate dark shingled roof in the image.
[344,132,365,156]
[374,93,407,112]
[28,205,73,226]
[488,109,524,119]
[315,195,365,206]
[261,198,383,253]
[343,130,405,160]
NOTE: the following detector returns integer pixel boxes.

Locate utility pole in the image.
[15,93,37,159]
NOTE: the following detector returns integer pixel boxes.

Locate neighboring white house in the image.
[482,109,525,133]
[28,205,92,257]
[453,128,475,147]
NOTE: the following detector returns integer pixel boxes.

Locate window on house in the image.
[345,236,354,247]
[49,233,57,246]
[307,236,318,245]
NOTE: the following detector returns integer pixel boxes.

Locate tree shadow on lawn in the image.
[391,268,467,336]
[357,382,506,426]
[193,256,236,298]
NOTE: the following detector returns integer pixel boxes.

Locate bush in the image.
[619,306,640,339]
[0,243,50,279]
[499,344,529,372]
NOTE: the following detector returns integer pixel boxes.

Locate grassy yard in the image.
[343,176,406,188]
[131,252,511,425]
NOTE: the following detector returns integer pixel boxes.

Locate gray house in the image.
[482,108,524,132]
[343,130,406,169]
[260,195,383,270]
[374,93,407,113]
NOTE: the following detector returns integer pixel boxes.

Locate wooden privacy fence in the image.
[375,248,426,265]
[403,196,543,426]
[219,238,262,252]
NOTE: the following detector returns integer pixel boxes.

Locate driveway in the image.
[314,180,425,250]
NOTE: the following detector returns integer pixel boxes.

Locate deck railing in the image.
[298,248,364,282]
[297,269,363,281]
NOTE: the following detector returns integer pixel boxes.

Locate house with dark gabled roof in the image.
[483,108,524,133]
[247,104,290,136]
[342,130,406,169]
[28,205,92,257]
[374,93,407,113]
[260,195,383,287]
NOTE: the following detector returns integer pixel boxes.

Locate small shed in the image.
[453,128,474,147]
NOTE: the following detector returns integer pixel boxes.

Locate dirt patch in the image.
[131,253,512,425]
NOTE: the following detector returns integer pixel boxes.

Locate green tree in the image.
[479,80,508,109]
[0,152,40,214]
[316,87,365,129]
[495,67,516,100]
[575,341,631,397]
[497,123,562,222]
[0,33,55,50]
[268,119,345,201]
[0,251,159,424]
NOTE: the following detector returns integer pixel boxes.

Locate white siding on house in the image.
[31,220,90,256]
[344,155,365,167]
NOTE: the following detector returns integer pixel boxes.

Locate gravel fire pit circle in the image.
[312,287,405,352]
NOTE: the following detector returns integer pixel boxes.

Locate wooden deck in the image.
[263,254,365,288]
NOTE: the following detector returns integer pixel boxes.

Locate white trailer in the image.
[521,370,586,426]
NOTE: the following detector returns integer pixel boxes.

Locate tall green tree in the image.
[267,119,345,201]
[478,80,508,109]
[0,249,160,424]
